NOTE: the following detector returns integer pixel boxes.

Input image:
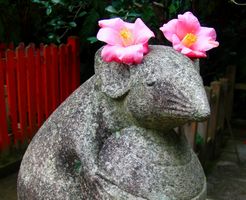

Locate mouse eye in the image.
[146,80,156,87]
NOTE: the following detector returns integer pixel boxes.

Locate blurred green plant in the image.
[29,0,192,44]
[104,0,192,43]
[31,0,106,43]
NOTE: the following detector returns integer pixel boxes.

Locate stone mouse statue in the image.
[17,45,210,200]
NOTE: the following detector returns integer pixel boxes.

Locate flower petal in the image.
[142,42,149,54]
[97,27,122,45]
[160,19,178,42]
[171,34,181,46]
[133,18,155,44]
[185,50,207,58]
[101,44,145,64]
[173,43,207,58]
[98,18,124,30]
[101,45,121,63]
[192,35,219,52]
[176,11,201,39]
[97,18,153,64]
[160,11,219,58]
[116,44,145,64]
[197,27,217,40]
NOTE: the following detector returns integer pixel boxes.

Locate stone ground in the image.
[206,123,246,200]
[0,125,245,200]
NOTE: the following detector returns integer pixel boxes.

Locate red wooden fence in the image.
[0,36,80,151]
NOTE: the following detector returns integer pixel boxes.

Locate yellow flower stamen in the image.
[120,28,133,46]
[182,33,197,47]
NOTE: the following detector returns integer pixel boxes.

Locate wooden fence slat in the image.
[8,42,14,50]
[35,49,45,127]
[182,122,197,149]
[43,45,52,117]
[26,46,37,138]
[66,45,73,95]
[58,44,66,103]
[0,43,6,58]
[6,50,19,143]
[50,44,59,111]
[0,58,10,150]
[16,46,28,142]
[212,78,229,158]
[58,44,67,102]
[218,78,228,131]
[67,37,80,91]
[196,86,212,165]
[208,81,221,142]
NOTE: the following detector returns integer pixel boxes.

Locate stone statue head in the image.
[95,45,210,131]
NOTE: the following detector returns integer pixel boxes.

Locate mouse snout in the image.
[190,87,210,121]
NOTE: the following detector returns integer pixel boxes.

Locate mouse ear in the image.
[94,49,130,99]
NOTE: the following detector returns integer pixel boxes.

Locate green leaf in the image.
[51,0,61,4]
[128,12,141,17]
[80,9,100,38]
[68,5,74,12]
[42,1,49,7]
[78,11,87,18]
[32,0,41,3]
[49,19,57,26]
[87,36,98,44]
[195,133,204,145]
[48,33,55,39]
[105,5,118,14]
[168,3,177,15]
[69,22,77,27]
[57,20,65,25]
[46,6,52,15]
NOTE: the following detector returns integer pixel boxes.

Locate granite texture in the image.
[17,45,210,200]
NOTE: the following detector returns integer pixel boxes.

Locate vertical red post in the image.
[35,49,45,128]
[0,58,10,150]
[67,36,80,91]
[50,44,59,111]
[58,44,69,102]
[66,45,73,94]
[16,45,28,142]
[43,45,52,117]
[0,43,6,58]
[1,43,7,84]
[6,50,19,144]
[26,45,37,138]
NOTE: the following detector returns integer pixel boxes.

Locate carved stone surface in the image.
[17,45,210,200]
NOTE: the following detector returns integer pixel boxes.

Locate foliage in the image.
[105,0,192,43]
[29,0,193,44]
[105,0,191,21]
[31,0,106,43]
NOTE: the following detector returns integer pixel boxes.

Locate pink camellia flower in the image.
[160,11,219,58]
[97,18,155,64]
